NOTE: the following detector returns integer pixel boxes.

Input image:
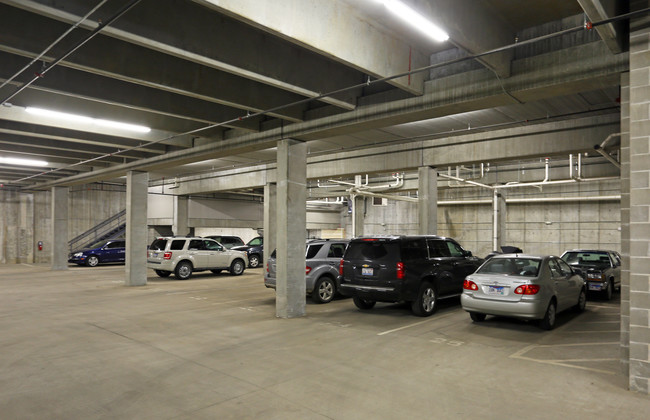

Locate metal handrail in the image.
[68,209,126,251]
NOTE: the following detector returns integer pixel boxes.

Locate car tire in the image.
[175,261,193,280]
[210,269,222,275]
[85,255,99,267]
[470,312,486,322]
[353,296,376,310]
[248,254,260,268]
[312,276,336,304]
[154,270,171,278]
[604,281,613,300]
[574,288,587,312]
[411,282,438,317]
[229,259,245,276]
[539,300,557,330]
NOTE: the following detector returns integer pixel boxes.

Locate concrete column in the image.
[620,71,631,376]
[125,171,148,287]
[418,166,438,235]
[352,195,364,237]
[172,195,189,236]
[492,189,506,251]
[50,186,68,270]
[275,139,307,318]
[628,10,650,393]
[264,182,277,264]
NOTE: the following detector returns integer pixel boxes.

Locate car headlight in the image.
[586,272,603,280]
[74,252,84,257]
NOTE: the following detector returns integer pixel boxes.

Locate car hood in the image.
[231,245,250,251]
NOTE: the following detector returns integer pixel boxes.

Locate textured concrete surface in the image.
[1,264,648,419]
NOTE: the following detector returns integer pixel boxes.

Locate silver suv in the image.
[147,236,248,280]
[264,239,349,303]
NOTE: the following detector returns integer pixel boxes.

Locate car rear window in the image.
[150,239,168,251]
[478,258,541,277]
[346,241,399,262]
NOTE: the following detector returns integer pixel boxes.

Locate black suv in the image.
[338,235,483,316]
[232,236,263,268]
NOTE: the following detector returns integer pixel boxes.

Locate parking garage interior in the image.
[0,0,649,417]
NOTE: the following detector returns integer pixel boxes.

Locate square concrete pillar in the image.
[50,186,68,271]
[352,195,364,237]
[264,182,277,264]
[493,190,506,251]
[275,139,307,318]
[627,11,650,394]
[125,171,148,287]
[172,195,189,236]
[418,166,438,235]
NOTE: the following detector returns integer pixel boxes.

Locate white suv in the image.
[147,236,248,280]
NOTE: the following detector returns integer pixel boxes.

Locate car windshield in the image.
[477,257,541,277]
[562,252,611,269]
[87,240,109,249]
[247,237,263,246]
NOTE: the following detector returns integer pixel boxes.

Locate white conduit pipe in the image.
[437,195,620,205]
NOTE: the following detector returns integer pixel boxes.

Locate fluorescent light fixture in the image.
[0,157,48,167]
[379,0,449,42]
[25,107,151,133]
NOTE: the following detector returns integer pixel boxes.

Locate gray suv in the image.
[265,239,349,303]
[147,236,248,280]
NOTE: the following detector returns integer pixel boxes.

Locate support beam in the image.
[352,195,365,238]
[492,190,506,251]
[577,0,625,53]
[620,71,631,380]
[125,171,148,287]
[275,139,306,318]
[418,166,437,235]
[50,186,68,270]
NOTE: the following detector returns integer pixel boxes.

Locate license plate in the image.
[486,286,505,296]
[153,252,159,257]
[361,267,373,276]
[588,283,602,291]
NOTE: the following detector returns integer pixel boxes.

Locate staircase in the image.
[68,209,126,252]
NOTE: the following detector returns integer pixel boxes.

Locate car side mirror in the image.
[572,267,583,276]
[463,250,472,257]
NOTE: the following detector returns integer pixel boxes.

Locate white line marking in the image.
[377,312,455,336]
[511,355,617,375]
[563,330,619,333]
[529,342,619,348]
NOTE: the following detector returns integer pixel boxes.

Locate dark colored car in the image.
[68,239,126,267]
[265,239,349,303]
[232,236,264,268]
[338,235,483,316]
[560,250,621,300]
[204,235,245,249]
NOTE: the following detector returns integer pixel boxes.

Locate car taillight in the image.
[339,259,344,276]
[163,252,172,260]
[396,262,405,279]
[306,266,312,275]
[266,262,269,273]
[514,284,540,295]
[463,279,478,290]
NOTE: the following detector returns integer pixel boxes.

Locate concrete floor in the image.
[1,264,648,419]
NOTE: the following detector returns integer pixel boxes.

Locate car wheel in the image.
[411,282,437,317]
[604,281,613,300]
[312,276,335,304]
[154,270,171,278]
[85,255,99,267]
[353,296,376,310]
[210,269,222,275]
[470,312,486,322]
[248,254,260,268]
[539,300,557,330]
[230,259,245,276]
[175,261,193,280]
[574,288,587,312]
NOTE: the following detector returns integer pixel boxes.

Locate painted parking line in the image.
[377,312,456,336]
[510,342,619,375]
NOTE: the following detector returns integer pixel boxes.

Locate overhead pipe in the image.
[594,133,622,168]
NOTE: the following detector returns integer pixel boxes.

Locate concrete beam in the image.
[418,0,514,77]
[1,0,356,110]
[577,0,624,54]
[27,41,626,189]
[196,0,427,95]
[125,171,148,286]
[50,186,68,270]
[418,166,437,235]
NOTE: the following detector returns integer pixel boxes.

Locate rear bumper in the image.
[338,283,402,302]
[460,293,547,319]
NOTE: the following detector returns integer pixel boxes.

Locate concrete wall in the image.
[343,179,621,259]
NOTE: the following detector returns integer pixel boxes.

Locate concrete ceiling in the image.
[0,0,629,189]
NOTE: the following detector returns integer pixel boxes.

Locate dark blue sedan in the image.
[68,239,126,267]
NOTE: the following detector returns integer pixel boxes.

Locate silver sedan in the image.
[460,254,586,330]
